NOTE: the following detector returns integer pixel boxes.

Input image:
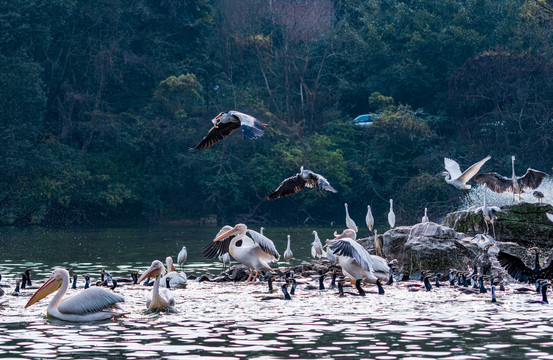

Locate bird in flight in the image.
[266,166,337,200]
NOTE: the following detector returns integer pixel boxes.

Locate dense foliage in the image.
[2,0,553,227]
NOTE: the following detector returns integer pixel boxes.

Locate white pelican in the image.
[474,156,547,198]
[162,256,187,289]
[311,230,324,258]
[193,111,267,150]
[283,235,293,261]
[177,246,187,268]
[266,166,337,200]
[366,205,374,232]
[443,155,491,190]
[388,199,396,228]
[422,208,429,223]
[203,224,280,282]
[344,203,358,232]
[25,268,125,321]
[137,260,175,310]
[325,229,389,283]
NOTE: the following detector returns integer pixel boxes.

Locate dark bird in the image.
[261,283,292,301]
[192,111,267,150]
[473,156,547,198]
[305,274,326,290]
[266,166,337,200]
[529,282,550,304]
[71,274,77,289]
[83,275,90,289]
[491,285,498,304]
[24,269,33,287]
[497,248,553,283]
[267,275,275,293]
[11,281,20,296]
[533,191,545,203]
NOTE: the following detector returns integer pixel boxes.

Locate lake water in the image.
[1,226,553,359]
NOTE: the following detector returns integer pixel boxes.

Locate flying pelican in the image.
[203,224,280,282]
[326,229,389,284]
[192,111,267,150]
[25,268,125,321]
[161,256,187,289]
[366,205,374,232]
[266,166,337,200]
[311,230,324,258]
[137,260,175,310]
[474,156,547,198]
[284,235,293,261]
[388,199,396,228]
[422,208,429,223]
[177,246,187,269]
[442,155,491,190]
[344,203,358,232]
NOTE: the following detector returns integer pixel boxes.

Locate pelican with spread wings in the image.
[266,166,337,200]
[442,155,491,190]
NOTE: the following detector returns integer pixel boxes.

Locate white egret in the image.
[283,235,293,261]
[177,246,187,269]
[311,230,324,258]
[366,205,374,232]
[422,208,429,223]
[388,199,396,228]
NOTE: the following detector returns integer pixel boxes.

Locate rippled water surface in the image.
[2,226,553,359]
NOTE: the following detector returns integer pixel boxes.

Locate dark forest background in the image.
[2,0,553,227]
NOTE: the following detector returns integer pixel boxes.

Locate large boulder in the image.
[443,202,553,246]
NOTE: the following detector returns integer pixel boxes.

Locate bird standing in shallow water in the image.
[137,260,175,311]
[177,246,187,270]
[311,231,324,259]
[283,235,293,261]
[192,111,267,150]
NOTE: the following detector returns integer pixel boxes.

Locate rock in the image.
[228,265,251,281]
[197,274,212,282]
[444,202,553,246]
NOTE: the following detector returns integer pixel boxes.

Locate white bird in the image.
[137,260,175,310]
[283,235,293,261]
[311,230,324,258]
[443,155,491,190]
[25,268,125,321]
[388,199,396,228]
[326,243,339,265]
[325,229,389,283]
[162,256,187,289]
[374,229,382,257]
[193,111,267,150]
[203,224,280,282]
[177,246,187,268]
[547,213,553,223]
[219,252,231,268]
[266,166,337,200]
[366,205,374,232]
[344,203,358,232]
[474,155,547,198]
[422,208,429,223]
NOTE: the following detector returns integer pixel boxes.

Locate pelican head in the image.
[137,260,166,283]
[166,256,176,272]
[334,229,356,240]
[214,223,247,241]
[25,268,67,309]
[313,230,317,235]
[211,112,226,127]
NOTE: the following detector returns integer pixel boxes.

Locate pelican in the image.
[203,224,280,282]
[474,156,547,198]
[547,213,553,223]
[366,205,374,232]
[266,166,337,200]
[161,256,187,289]
[388,199,396,228]
[177,246,187,269]
[326,229,389,284]
[192,111,267,150]
[311,231,324,258]
[25,268,125,321]
[344,203,358,232]
[284,235,293,261]
[422,208,429,223]
[442,155,491,190]
[137,260,175,310]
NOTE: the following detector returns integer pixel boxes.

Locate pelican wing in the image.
[473,173,513,193]
[229,111,266,140]
[58,288,124,315]
[497,251,533,282]
[193,121,241,150]
[457,155,491,183]
[202,226,235,259]
[518,168,547,190]
[444,158,463,179]
[266,174,306,200]
[327,238,372,272]
[246,229,280,260]
[547,213,553,223]
[307,172,338,193]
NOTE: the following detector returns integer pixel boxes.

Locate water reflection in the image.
[2,226,553,358]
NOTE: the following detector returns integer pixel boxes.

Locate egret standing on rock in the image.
[192,111,267,150]
[474,156,547,199]
[422,208,429,223]
[344,203,358,232]
[442,155,491,190]
[203,224,280,282]
[284,235,293,261]
[266,166,337,200]
[366,205,374,232]
[388,199,396,228]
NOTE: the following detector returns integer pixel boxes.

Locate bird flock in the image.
[5,111,552,321]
